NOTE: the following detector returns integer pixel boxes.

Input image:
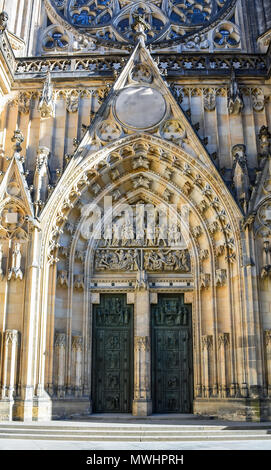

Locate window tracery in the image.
[47,0,237,45]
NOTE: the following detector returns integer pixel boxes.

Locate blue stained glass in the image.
[170,11,183,24]
[153,17,164,30]
[73,0,88,6]
[45,40,54,48]
[72,11,91,25]
[98,12,111,24]
[118,18,129,32]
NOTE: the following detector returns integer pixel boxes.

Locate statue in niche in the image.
[8,242,23,281]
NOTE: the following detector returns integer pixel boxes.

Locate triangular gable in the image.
[65,40,218,174]
[0,155,34,217]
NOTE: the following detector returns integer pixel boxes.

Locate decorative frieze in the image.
[95,248,190,273]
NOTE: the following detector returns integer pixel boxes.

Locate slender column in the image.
[1,329,19,400]
[14,225,44,421]
[201,335,213,398]
[71,336,83,398]
[218,333,230,398]
[264,330,271,397]
[55,333,66,399]
[132,287,152,416]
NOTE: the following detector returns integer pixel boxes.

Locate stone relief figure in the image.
[95,248,190,272]
[95,249,140,271]
[8,242,23,281]
[228,70,244,115]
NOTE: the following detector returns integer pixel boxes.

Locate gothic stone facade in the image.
[0,0,271,422]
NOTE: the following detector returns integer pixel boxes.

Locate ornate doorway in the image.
[92,294,133,412]
[152,294,193,413]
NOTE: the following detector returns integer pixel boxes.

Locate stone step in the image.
[0,432,270,442]
[0,428,269,436]
[0,425,227,432]
[0,429,271,438]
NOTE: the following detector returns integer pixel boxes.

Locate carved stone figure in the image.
[38,72,55,119]
[259,125,271,158]
[251,88,265,112]
[33,146,50,216]
[0,11,8,35]
[204,89,216,111]
[232,144,250,211]
[66,93,79,113]
[228,70,244,115]
[216,269,227,287]
[8,242,23,281]
[57,270,68,287]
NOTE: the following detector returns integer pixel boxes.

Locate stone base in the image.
[51,398,92,420]
[132,399,152,416]
[193,398,271,422]
[0,400,15,421]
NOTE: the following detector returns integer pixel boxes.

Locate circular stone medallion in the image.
[115,86,166,129]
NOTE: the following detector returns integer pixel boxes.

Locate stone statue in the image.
[228,70,244,115]
[38,72,55,119]
[0,11,8,35]
[259,125,271,158]
[8,242,23,281]
[33,147,50,216]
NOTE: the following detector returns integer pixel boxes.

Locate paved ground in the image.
[0,439,270,450]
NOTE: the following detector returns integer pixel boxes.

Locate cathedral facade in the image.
[0,0,271,422]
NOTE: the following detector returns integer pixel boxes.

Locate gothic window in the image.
[213,21,240,49]
[42,26,70,53]
[47,0,237,45]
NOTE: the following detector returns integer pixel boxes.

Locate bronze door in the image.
[92,294,133,413]
[152,294,193,413]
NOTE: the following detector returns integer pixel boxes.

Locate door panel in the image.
[92,294,133,413]
[152,294,193,413]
